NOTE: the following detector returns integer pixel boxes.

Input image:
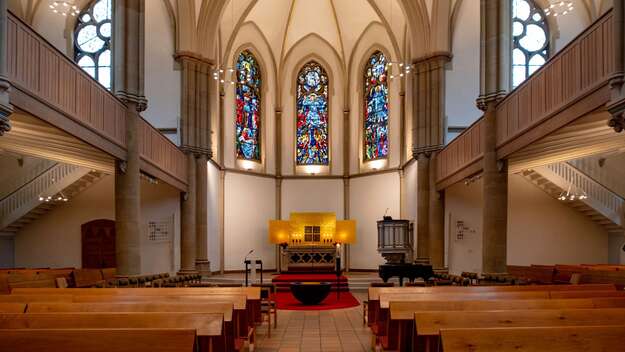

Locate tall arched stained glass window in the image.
[235,50,262,161]
[296,62,329,165]
[74,0,113,89]
[363,51,389,161]
[512,0,549,88]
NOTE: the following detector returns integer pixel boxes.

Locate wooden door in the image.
[81,219,116,269]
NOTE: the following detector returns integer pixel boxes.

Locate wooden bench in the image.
[27,302,239,351]
[416,308,625,352]
[379,293,625,351]
[507,265,555,284]
[0,294,73,303]
[439,326,625,352]
[0,312,222,352]
[0,328,196,352]
[0,303,25,313]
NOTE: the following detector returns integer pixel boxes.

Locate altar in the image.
[269,212,356,272]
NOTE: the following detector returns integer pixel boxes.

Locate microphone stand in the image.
[244,250,254,287]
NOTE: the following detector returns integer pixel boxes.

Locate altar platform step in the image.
[272,274,349,292]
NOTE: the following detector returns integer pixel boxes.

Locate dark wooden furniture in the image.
[81,219,116,269]
[290,282,331,305]
[378,263,434,286]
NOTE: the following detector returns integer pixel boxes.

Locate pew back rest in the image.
[0,303,26,313]
[379,291,552,308]
[71,293,248,309]
[12,287,262,300]
[0,295,73,303]
[27,302,234,322]
[71,269,105,288]
[440,326,625,352]
[0,328,196,352]
[389,298,625,320]
[0,312,222,337]
[415,308,625,336]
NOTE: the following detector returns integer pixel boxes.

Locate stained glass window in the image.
[363,51,389,161]
[512,0,549,88]
[235,50,262,161]
[296,62,329,165]
[74,0,113,89]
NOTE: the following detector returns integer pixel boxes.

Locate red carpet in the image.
[274,291,360,310]
[271,274,349,292]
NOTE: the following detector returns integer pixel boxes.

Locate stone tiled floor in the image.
[253,291,372,352]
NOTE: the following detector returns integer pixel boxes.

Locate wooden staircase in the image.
[0,164,106,233]
[521,162,623,233]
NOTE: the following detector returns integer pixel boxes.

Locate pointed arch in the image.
[362,50,389,161]
[235,49,263,161]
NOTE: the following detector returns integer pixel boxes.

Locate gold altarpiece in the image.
[269,212,356,272]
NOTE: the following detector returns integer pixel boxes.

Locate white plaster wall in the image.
[206,162,221,271]
[140,179,181,275]
[349,172,401,270]
[143,0,180,134]
[445,0,481,139]
[445,179,484,274]
[0,236,15,268]
[222,23,277,174]
[14,175,115,268]
[445,174,610,275]
[347,23,402,174]
[223,172,276,270]
[608,232,625,265]
[280,35,344,176]
[281,179,344,220]
[32,8,68,54]
[14,175,181,274]
[507,174,608,265]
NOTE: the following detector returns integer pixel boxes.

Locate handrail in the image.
[436,9,616,186]
[0,163,82,220]
[5,11,187,187]
[540,162,623,224]
[0,159,56,199]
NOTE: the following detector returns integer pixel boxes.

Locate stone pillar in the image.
[180,152,197,272]
[0,0,12,135]
[476,0,511,274]
[416,153,430,259]
[412,54,450,262]
[429,153,445,268]
[115,101,142,275]
[608,0,625,132]
[481,104,508,274]
[195,153,210,277]
[113,0,145,275]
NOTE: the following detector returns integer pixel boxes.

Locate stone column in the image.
[115,101,142,275]
[195,153,210,277]
[113,0,146,275]
[481,104,508,274]
[180,152,197,273]
[416,153,430,259]
[429,153,445,268]
[412,53,450,262]
[608,0,625,132]
[477,0,511,274]
[0,0,12,135]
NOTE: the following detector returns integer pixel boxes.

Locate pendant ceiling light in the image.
[49,1,80,17]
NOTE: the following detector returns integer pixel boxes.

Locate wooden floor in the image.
[254,292,372,352]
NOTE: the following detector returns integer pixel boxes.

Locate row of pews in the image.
[0,286,263,352]
[366,283,625,351]
[478,264,625,286]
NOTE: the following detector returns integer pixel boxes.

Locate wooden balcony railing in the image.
[436,9,615,187]
[5,12,187,189]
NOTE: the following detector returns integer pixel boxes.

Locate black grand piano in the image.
[377,217,434,285]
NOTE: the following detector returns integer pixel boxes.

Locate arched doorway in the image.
[81,219,116,268]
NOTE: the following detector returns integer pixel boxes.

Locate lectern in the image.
[244,259,263,286]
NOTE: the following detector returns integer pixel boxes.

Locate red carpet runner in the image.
[274,291,360,310]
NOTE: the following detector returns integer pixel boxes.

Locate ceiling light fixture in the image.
[557,183,587,201]
[38,191,69,203]
[543,1,574,17]
[49,1,80,17]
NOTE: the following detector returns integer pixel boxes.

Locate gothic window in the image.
[512,0,549,88]
[235,50,262,161]
[296,62,329,165]
[363,51,389,161]
[74,0,113,89]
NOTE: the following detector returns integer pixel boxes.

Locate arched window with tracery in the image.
[363,51,389,161]
[296,61,329,166]
[74,0,113,89]
[235,50,262,161]
[512,0,549,88]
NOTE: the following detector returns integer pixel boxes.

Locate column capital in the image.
[475,91,507,111]
[117,92,148,112]
[412,52,452,72]
[0,97,12,136]
[411,146,441,160]
[174,51,215,67]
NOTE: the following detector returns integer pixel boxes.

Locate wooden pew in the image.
[0,294,73,303]
[507,265,555,284]
[366,283,615,327]
[439,326,625,352]
[415,308,625,352]
[27,302,239,351]
[549,290,625,299]
[0,312,222,352]
[0,328,196,352]
[384,296,625,351]
[0,303,25,313]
